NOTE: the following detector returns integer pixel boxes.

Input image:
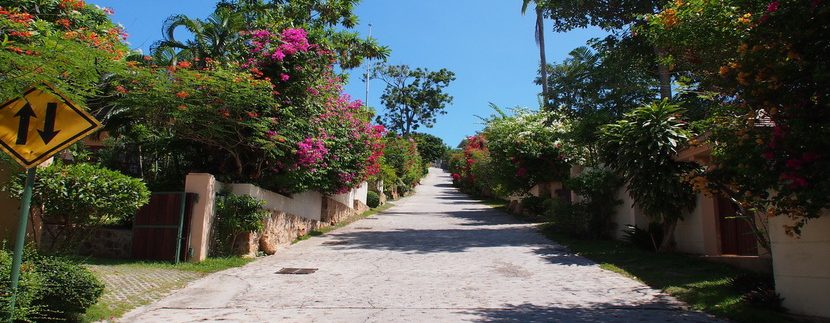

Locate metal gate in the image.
[131,192,197,263]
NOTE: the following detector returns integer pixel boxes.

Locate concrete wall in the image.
[184,173,369,262]
[332,189,355,209]
[769,214,830,318]
[673,194,714,255]
[611,186,649,240]
[354,182,368,206]
[228,183,323,221]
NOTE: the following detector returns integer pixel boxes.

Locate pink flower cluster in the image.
[295,137,328,168]
[245,27,312,66]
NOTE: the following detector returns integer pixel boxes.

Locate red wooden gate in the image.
[717,196,758,256]
[132,193,197,262]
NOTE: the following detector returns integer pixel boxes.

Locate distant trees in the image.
[373,64,455,136]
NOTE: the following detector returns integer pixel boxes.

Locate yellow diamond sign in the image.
[0,84,101,168]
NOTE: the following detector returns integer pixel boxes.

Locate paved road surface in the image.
[120,168,719,322]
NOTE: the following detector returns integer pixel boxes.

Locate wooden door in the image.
[131,193,196,262]
[717,196,758,255]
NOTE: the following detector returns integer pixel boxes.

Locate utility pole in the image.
[365,23,372,107]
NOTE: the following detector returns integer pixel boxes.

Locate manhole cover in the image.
[276,268,318,274]
[321,240,349,245]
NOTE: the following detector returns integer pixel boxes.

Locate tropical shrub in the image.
[212,193,269,256]
[382,136,424,193]
[482,107,571,195]
[600,101,698,251]
[565,170,623,238]
[30,255,104,319]
[366,191,380,208]
[520,196,549,215]
[6,163,150,250]
[0,249,43,322]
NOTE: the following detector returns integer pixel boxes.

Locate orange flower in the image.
[719,66,730,77]
[175,91,189,99]
[177,105,188,111]
[115,85,128,94]
[177,60,192,68]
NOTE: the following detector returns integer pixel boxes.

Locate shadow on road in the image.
[460,302,697,322]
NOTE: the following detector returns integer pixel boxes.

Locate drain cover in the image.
[276,268,318,274]
[321,240,349,245]
[354,227,373,230]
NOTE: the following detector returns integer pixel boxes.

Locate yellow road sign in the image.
[0,84,101,168]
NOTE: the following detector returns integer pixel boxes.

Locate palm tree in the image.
[151,7,246,67]
[522,0,550,110]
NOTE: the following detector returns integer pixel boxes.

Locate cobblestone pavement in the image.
[86,265,204,315]
[120,168,722,322]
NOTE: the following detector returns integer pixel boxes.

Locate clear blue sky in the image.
[91,0,605,147]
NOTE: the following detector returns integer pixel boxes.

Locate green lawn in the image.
[539,225,795,323]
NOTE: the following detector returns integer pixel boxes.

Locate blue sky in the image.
[91,0,605,147]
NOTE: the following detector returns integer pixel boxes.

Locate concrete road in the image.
[120,168,719,322]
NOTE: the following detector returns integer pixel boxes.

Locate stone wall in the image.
[235,198,367,257]
[78,227,133,258]
[321,197,359,225]
[40,225,132,258]
[236,211,323,257]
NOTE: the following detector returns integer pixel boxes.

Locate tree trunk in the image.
[658,218,678,253]
[536,7,550,109]
[655,48,672,100]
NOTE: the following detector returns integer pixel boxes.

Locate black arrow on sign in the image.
[14,103,36,145]
[38,103,60,144]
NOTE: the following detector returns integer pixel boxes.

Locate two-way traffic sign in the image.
[0,84,101,168]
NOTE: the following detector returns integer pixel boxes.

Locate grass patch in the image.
[294,202,396,243]
[80,256,253,274]
[539,224,794,323]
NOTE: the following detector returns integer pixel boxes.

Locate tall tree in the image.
[373,64,456,136]
[521,0,550,108]
[534,0,674,99]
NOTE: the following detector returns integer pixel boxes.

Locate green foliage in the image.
[545,200,593,237]
[410,133,448,164]
[600,101,697,250]
[366,191,380,208]
[0,0,128,107]
[481,107,571,195]
[520,196,549,215]
[374,64,456,135]
[1,249,103,321]
[646,0,830,236]
[382,136,425,193]
[562,169,623,238]
[7,163,150,228]
[212,193,269,256]
[545,44,656,165]
[0,249,43,322]
[30,255,104,319]
[622,223,664,252]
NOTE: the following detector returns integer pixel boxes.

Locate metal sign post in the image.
[6,168,34,319]
[0,84,101,320]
